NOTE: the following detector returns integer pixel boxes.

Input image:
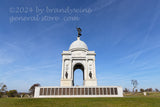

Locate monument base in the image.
[34,86,123,98]
[60,79,72,86]
[84,79,97,86]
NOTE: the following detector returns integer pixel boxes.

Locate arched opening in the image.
[73,63,84,86]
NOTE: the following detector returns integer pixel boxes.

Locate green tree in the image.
[145,88,153,92]
[155,88,159,92]
[123,88,130,92]
[140,88,145,92]
[7,90,18,97]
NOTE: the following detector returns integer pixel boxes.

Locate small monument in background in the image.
[34,28,123,98]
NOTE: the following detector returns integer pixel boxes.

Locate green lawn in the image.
[0,97,160,107]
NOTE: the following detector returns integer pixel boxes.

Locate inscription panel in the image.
[93,88,96,95]
[51,88,54,95]
[38,87,120,96]
[100,88,103,95]
[107,88,110,95]
[114,88,118,95]
[85,88,88,95]
[103,88,106,95]
[44,88,47,95]
[40,88,43,95]
[67,88,70,95]
[48,88,51,95]
[81,88,84,95]
[70,88,74,95]
[55,88,58,95]
[111,88,114,95]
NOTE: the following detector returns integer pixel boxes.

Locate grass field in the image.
[0,96,160,107]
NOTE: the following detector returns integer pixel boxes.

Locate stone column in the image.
[93,59,96,79]
[61,59,64,79]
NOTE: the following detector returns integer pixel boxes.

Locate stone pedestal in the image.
[84,79,97,86]
[34,86,123,98]
[60,79,72,86]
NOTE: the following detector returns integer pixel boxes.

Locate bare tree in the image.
[29,83,40,96]
[131,80,138,92]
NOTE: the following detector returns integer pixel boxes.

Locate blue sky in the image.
[0,0,160,92]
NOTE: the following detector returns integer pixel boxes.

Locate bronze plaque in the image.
[48,88,51,95]
[93,88,96,95]
[81,88,84,95]
[111,88,114,95]
[103,88,107,95]
[40,88,43,95]
[107,88,110,95]
[55,88,58,95]
[70,88,74,95]
[114,88,118,95]
[44,88,47,95]
[96,88,99,95]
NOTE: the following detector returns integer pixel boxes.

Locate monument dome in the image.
[69,37,88,51]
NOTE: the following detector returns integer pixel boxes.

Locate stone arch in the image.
[72,63,84,86]
[61,37,97,87]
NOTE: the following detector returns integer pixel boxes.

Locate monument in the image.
[61,28,97,87]
[34,28,123,98]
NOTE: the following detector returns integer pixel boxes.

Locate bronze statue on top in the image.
[77,27,82,37]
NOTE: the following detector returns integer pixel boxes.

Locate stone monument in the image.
[61,37,97,86]
[34,28,123,98]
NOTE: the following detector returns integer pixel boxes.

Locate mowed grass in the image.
[0,97,160,107]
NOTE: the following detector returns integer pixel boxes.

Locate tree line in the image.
[1,80,160,98]
[0,83,40,98]
[123,88,159,93]
[123,79,159,93]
